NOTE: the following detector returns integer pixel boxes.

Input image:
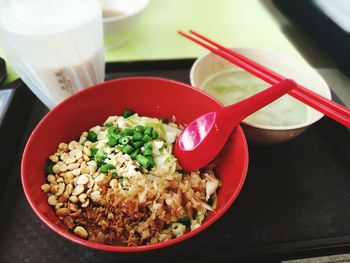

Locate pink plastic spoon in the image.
[174,79,297,171]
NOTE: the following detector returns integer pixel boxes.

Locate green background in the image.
[0,0,302,84]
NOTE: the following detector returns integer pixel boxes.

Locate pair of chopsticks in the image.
[179,30,350,128]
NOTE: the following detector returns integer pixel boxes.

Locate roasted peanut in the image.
[78,193,87,203]
[60,152,70,162]
[40,183,50,193]
[72,185,84,196]
[89,164,97,175]
[73,226,88,239]
[58,142,68,152]
[77,174,89,185]
[48,195,58,206]
[56,207,69,217]
[86,188,93,196]
[69,209,82,218]
[52,164,60,174]
[67,163,80,171]
[55,182,65,196]
[65,157,76,165]
[79,133,87,145]
[56,162,68,172]
[70,149,83,160]
[47,174,56,183]
[65,183,73,195]
[81,199,89,208]
[68,141,83,151]
[82,154,90,162]
[90,191,102,203]
[109,179,118,189]
[64,172,74,184]
[55,202,63,210]
[63,216,75,229]
[80,165,90,175]
[56,177,64,183]
[49,155,59,163]
[50,184,59,194]
[83,146,91,157]
[69,195,79,203]
[72,168,81,176]
[69,203,79,212]
[59,192,69,203]
[87,177,94,189]
[95,174,110,186]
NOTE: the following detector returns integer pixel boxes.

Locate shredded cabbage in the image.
[171,223,186,237]
[162,123,181,144]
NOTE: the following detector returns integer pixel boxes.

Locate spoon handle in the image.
[220,79,297,126]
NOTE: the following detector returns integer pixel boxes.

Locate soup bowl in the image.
[190,48,331,144]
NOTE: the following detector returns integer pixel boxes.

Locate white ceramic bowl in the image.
[190,48,332,144]
[102,0,148,50]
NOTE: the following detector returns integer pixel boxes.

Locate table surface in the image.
[1,1,350,261]
[1,62,350,263]
[0,0,303,84]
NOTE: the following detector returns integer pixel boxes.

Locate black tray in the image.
[0,59,350,263]
[0,59,36,199]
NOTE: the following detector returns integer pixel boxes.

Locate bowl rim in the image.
[190,47,332,131]
[21,76,249,252]
[102,0,149,22]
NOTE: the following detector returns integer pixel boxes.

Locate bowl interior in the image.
[21,77,248,252]
[102,0,148,21]
[190,48,332,130]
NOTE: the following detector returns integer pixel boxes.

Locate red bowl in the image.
[21,77,248,252]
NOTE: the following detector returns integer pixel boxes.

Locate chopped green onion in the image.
[178,214,191,227]
[142,134,152,143]
[112,171,118,178]
[144,142,153,150]
[98,163,115,173]
[151,130,158,140]
[142,148,152,156]
[87,131,97,142]
[108,134,120,147]
[119,136,130,145]
[130,149,139,160]
[105,123,113,127]
[90,148,98,159]
[108,137,117,147]
[135,125,145,133]
[144,125,153,135]
[94,148,107,166]
[163,224,170,229]
[123,109,134,118]
[132,132,143,141]
[106,126,117,134]
[115,145,123,151]
[122,144,134,154]
[123,128,135,136]
[147,156,154,168]
[44,160,55,175]
[133,141,144,148]
[161,118,169,124]
[136,154,151,168]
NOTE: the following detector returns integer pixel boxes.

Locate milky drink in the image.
[0,0,105,109]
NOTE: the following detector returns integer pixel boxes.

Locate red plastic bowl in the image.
[21,77,248,252]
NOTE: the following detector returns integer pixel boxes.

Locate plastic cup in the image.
[0,0,105,109]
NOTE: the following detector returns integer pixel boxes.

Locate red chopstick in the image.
[188,30,350,117]
[178,30,350,128]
